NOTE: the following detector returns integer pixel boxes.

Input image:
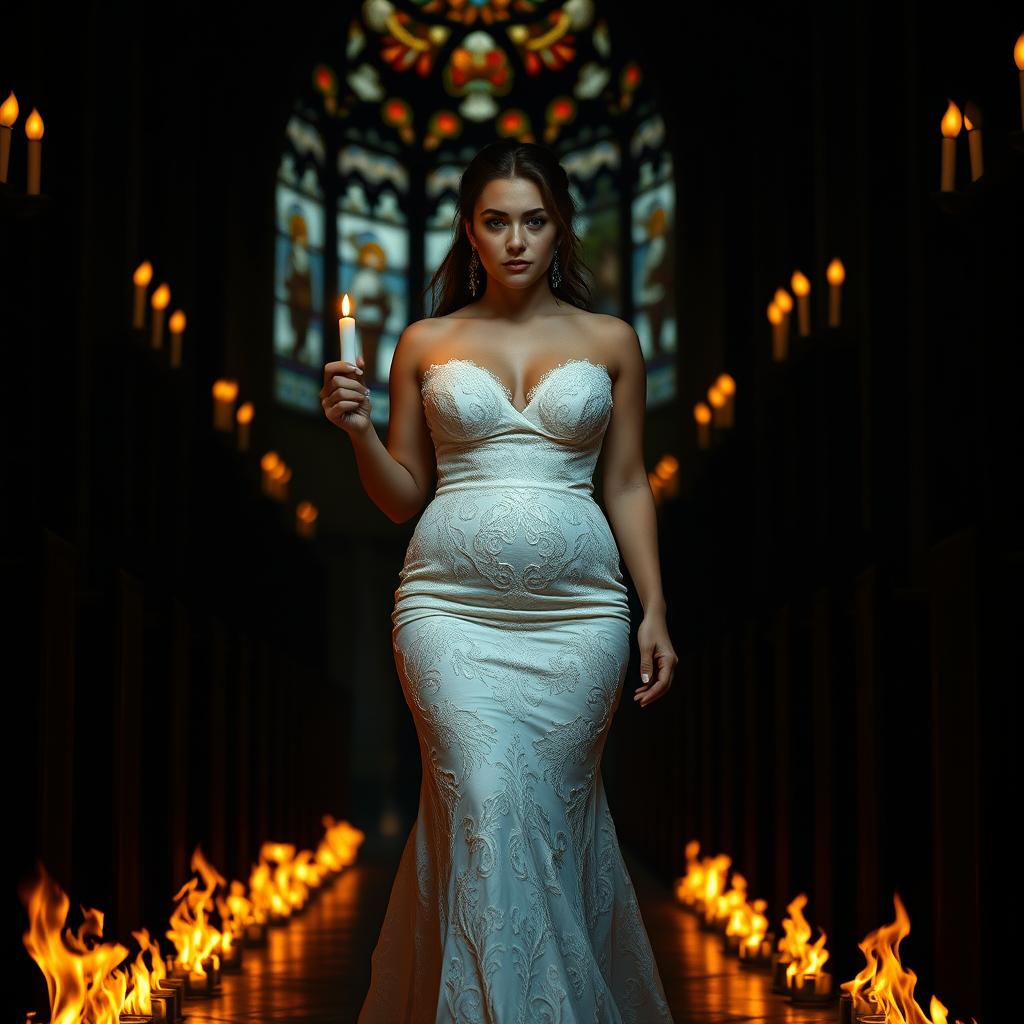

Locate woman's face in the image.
[466,176,559,291]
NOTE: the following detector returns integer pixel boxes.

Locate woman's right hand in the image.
[321,355,372,437]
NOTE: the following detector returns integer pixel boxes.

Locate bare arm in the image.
[348,323,436,524]
[600,321,665,615]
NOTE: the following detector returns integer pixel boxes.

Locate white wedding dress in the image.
[358,356,674,1023]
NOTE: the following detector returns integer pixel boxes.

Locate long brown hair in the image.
[423,140,593,317]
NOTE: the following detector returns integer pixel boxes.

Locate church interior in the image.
[2,0,1016,1020]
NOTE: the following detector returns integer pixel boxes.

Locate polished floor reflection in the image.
[178,837,837,1023]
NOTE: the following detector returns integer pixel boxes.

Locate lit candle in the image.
[773,288,793,352]
[708,384,726,428]
[132,261,153,330]
[1016,33,1024,130]
[168,310,186,367]
[212,380,239,431]
[236,402,253,451]
[150,283,170,350]
[25,107,43,195]
[964,102,983,181]
[826,258,845,327]
[791,270,811,337]
[296,501,317,539]
[768,302,785,360]
[0,91,18,184]
[715,373,735,427]
[939,99,962,192]
[694,403,711,449]
[260,452,280,497]
[338,292,357,362]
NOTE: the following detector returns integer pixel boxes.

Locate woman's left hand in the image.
[634,609,677,708]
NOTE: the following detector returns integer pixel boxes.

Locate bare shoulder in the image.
[577,312,640,378]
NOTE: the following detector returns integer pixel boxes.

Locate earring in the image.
[468,247,480,296]
[550,248,562,289]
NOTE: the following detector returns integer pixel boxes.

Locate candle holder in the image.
[184,957,221,998]
[769,953,794,993]
[737,932,774,970]
[153,977,184,1020]
[244,920,268,946]
[789,969,834,1004]
[150,984,181,1022]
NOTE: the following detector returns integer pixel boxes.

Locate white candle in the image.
[964,105,983,181]
[168,310,186,367]
[826,258,845,328]
[0,91,18,184]
[132,261,153,330]
[150,283,170,350]
[1015,33,1024,130]
[338,292,357,363]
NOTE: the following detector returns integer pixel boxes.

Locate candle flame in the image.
[261,451,280,472]
[767,303,782,325]
[773,288,793,313]
[1015,32,1024,71]
[212,379,239,401]
[826,258,845,285]
[296,501,318,523]
[236,402,254,424]
[133,261,153,286]
[340,293,352,317]
[25,107,44,139]
[151,283,171,309]
[707,385,725,408]
[694,403,711,424]
[169,310,186,333]
[715,373,735,395]
[0,91,18,126]
[791,270,810,296]
[940,99,962,138]
[963,100,982,130]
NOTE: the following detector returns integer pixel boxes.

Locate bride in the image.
[322,139,677,1023]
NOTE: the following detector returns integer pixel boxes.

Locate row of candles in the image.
[675,839,978,1024]
[939,32,1024,191]
[0,91,43,193]
[19,817,365,1023]
[131,260,321,538]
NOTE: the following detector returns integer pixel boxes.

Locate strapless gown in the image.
[358,356,674,1024]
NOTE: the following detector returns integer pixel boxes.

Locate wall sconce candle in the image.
[150,283,171,349]
[1016,33,1024,129]
[132,261,153,329]
[939,99,962,192]
[25,107,43,195]
[715,373,736,427]
[236,402,254,451]
[964,102,983,181]
[168,310,186,367]
[212,380,239,432]
[791,271,811,337]
[694,402,712,449]
[768,303,785,360]
[826,258,845,327]
[0,91,18,184]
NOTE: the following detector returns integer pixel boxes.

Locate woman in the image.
[321,140,677,1023]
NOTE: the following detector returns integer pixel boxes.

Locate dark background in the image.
[3,0,1018,1019]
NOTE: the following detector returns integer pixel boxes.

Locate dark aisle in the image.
[176,838,836,1023]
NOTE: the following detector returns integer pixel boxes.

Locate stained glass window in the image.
[273,112,327,412]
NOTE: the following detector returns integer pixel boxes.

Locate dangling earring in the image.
[550,248,562,289]
[468,247,480,296]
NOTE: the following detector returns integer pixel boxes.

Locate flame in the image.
[715,373,736,396]
[826,258,845,285]
[707,385,725,409]
[768,303,782,325]
[839,892,976,1024]
[213,379,239,402]
[940,99,962,138]
[237,401,254,424]
[25,107,44,139]
[0,90,19,126]
[151,283,170,309]
[773,288,793,313]
[19,863,130,1024]
[165,845,226,975]
[132,261,153,287]
[693,403,711,425]
[1014,32,1024,71]
[169,310,186,333]
[340,292,353,317]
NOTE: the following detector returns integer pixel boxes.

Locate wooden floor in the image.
[180,837,837,1023]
